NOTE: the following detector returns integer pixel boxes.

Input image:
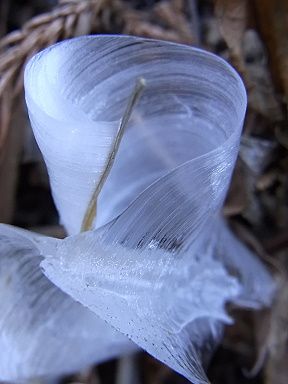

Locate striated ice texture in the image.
[0,224,136,381]
[24,35,242,235]
[15,35,276,383]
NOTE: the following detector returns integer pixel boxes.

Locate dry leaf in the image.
[153,1,194,44]
[243,29,283,121]
[214,0,248,75]
[252,273,288,384]
[215,0,283,121]
[224,160,248,217]
[253,0,288,106]
[122,0,194,45]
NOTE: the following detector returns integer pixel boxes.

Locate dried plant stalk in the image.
[81,77,146,232]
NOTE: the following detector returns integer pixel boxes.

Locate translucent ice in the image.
[0,224,135,381]
[11,35,276,383]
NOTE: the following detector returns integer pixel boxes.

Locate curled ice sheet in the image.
[24,35,245,234]
[24,35,275,383]
[0,224,135,381]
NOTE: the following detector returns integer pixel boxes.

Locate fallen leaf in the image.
[253,0,288,107]
[214,0,248,76]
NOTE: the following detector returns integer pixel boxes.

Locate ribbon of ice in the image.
[0,35,274,383]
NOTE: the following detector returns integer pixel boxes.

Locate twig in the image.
[81,77,146,232]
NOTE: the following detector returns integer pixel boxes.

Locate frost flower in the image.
[0,35,274,383]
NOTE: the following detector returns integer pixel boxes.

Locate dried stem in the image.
[81,77,146,232]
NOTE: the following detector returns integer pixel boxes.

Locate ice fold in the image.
[42,226,240,384]
[0,224,135,381]
[41,162,273,383]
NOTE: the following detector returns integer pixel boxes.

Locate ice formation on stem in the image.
[0,35,275,383]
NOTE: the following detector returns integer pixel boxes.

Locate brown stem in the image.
[81,77,146,232]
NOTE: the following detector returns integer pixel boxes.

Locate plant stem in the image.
[81,77,146,232]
